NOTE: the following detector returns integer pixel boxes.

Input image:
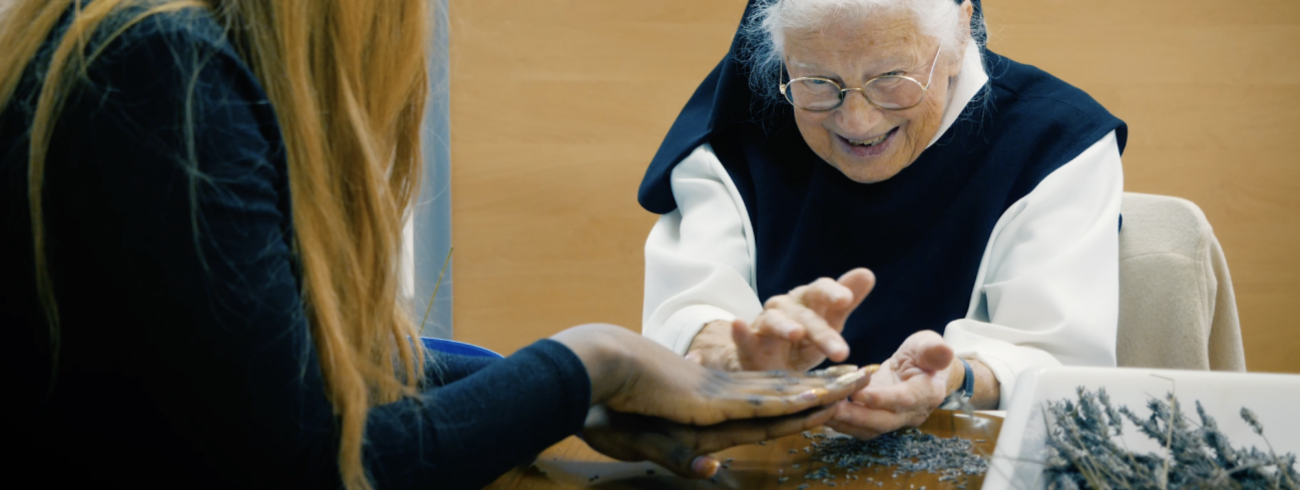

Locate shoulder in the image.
[982,51,1126,149]
[63,5,281,156]
[984,51,1111,121]
[79,6,256,96]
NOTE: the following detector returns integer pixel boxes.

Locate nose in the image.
[835,90,882,135]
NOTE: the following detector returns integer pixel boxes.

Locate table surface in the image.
[485,410,1004,490]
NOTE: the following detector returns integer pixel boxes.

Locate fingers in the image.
[620,405,839,480]
[823,268,875,326]
[619,430,721,479]
[747,308,806,343]
[791,277,853,314]
[808,364,860,377]
[713,366,873,421]
[826,400,915,439]
[759,297,848,362]
[693,404,839,453]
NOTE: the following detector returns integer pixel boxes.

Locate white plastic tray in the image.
[983,367,1300,489]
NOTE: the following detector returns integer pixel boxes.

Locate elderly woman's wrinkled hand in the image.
[730,268,875,372]
[824,330,955,439]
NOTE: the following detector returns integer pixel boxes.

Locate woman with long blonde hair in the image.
[0,1,875,488]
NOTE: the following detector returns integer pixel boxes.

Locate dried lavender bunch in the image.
[1043,387,1299,490]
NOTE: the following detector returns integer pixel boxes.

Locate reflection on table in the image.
[486,410,1004,490]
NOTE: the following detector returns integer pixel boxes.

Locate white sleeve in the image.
[642,143,764,354]
[944,131,1124,409]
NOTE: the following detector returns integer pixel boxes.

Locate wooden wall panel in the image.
[448,0,1300,372]
[446,0,748,356]
[980,0,1300,373]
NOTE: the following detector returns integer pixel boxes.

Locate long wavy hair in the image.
[0,1,430,488]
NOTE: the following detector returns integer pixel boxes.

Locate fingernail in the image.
[823,365,858,377]
[692,456,720,477]
[864,364,881,374]
[832,370,866,386]
[685,351,703,365]
[800,387,830,401]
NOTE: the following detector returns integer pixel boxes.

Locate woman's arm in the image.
[943,130,1124,409]
[36,18,870,489]
[643,143,763,362]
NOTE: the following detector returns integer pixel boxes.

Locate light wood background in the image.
[447,0,1300,373]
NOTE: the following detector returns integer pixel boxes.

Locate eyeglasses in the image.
[779,41,943,112]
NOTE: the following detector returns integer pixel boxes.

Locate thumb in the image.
[636,434,720,479]
[730,318,760,354]
[912,331,954,372]
[826,268,875,325]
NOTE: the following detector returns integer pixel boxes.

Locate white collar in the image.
[926,41,988,148]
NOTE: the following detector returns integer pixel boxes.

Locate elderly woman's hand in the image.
[823,330,965,439]
[687,268,875,372]
[580,403,840,479]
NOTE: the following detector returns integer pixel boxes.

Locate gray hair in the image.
[740,0,986,107]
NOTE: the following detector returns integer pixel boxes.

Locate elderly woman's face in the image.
[783,10,964,183]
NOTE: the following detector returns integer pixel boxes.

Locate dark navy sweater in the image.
[0,8,588,489]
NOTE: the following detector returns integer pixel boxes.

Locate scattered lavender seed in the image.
[804,467,831,480]
[797,485,809,490]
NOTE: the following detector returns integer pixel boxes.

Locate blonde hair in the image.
[0,1,430,488]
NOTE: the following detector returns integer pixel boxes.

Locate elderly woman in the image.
[639,0,1125,438]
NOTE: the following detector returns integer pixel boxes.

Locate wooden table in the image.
[485,411,1003,490]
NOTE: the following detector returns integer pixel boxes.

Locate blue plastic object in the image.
[420,337,504,359]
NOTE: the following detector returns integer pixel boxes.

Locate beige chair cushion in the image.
[1117,193,1246,371]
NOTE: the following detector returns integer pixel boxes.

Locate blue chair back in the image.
[420,337,504,359]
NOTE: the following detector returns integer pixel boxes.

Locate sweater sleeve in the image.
[943,131,1124,409]
[31,13,589,490]
[642,143,765,354]
[368,340,591,489]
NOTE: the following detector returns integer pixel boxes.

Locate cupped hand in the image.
[553,325,873,427]
[580,403,840,479]
[825,330,955,439]
[731,268,875,372]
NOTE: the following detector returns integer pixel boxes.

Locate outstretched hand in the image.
[730,268,875,372]
[552,324,873,428]
[825,330,955,439]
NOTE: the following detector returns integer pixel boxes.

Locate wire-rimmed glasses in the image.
[779,41,944,112]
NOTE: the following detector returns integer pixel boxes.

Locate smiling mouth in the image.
[844,127,898,147]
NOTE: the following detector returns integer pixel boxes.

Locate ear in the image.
[961,0,975,31]
[947,0,977,75]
